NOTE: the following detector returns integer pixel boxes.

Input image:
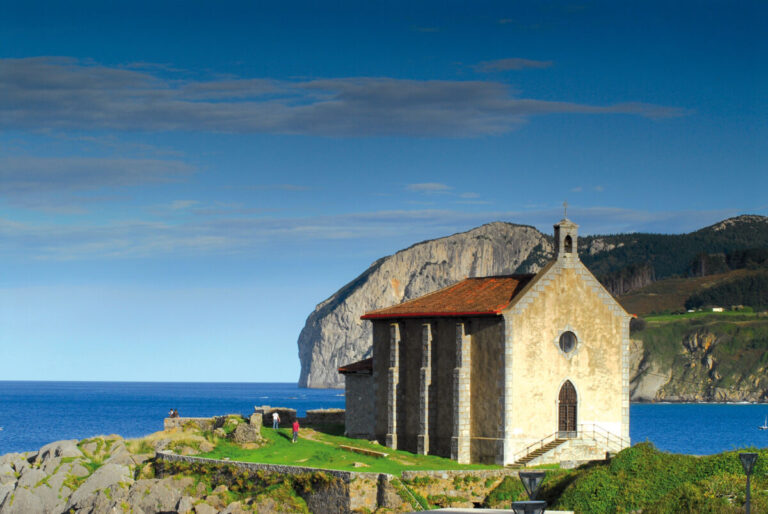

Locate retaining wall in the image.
[305,408,345,426]
[155,451,402,513]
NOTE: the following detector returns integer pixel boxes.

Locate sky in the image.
[1,1,766,382]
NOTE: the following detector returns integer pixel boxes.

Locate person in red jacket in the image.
[292,420,300,443]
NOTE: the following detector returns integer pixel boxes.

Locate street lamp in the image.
[512,471,547,514]
[739,453,758,514]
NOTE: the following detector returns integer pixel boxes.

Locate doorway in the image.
[558,380,577,438]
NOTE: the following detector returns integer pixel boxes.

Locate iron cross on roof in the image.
[563,200,568,219]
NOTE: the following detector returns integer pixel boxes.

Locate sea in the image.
[1,381,767,456]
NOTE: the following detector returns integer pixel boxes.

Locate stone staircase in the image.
[511,438,567,467]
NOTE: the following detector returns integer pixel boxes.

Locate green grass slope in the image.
[199,425,498,475]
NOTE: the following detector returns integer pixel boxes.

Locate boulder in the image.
[177,495,195,513]
[194,502,218,514]
[0,482,15,507]
[0,486,45,514]
[231,424,262,444]
[16,467,46,488]
[36,439,82,466]
[125,478,186,513]
[0,463,16,485]
[65,463,132,511]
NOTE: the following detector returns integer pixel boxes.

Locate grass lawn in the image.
[198,425,499,475]
[644,310,760,322]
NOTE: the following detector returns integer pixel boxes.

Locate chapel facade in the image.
[342,218,631,466]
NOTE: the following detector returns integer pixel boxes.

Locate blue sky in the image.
[1,1,766,382]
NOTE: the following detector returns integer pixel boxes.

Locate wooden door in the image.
[558,381,577,437]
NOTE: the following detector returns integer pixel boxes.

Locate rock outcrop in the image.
[297,222,552,388]
[629,323,768,402]
[0,415,271,513]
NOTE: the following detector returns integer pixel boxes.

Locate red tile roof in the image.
[361,274,535,320]
[338,357,373,374]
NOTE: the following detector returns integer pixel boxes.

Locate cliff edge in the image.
[297,222,551,388]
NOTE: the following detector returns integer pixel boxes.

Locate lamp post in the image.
[739,453,758,514]
[511,471,547,514]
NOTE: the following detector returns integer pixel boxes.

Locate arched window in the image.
[564,235,573,253]
[558,381,577,437]
[559,331,577,353]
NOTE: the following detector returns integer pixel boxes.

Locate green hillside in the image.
[580,215,768,281]
[618,268,767,317]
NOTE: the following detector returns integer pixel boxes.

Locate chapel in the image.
[340,217,631,466]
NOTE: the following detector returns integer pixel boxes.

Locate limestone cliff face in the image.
[297,222,552,388]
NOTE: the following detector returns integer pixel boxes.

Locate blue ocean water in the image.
[1,382,767,456]
[0,381,343,455]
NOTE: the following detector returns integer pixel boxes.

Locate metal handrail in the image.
[511,431,560,463]
[511,424,629,464]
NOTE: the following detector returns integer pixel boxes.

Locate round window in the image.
[559,331,577,353]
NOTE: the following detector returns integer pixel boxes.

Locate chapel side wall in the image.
[430,319,457,458]
[507,264,625,461]
[397,320,423,453]
[469,317,504,464]
[344,374,374,439]
[372,321,391,445]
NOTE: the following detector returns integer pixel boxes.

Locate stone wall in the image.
[468,317,505,464]
[344,374,374,438]
[305,408,345,426]
[252,405,297,427]
[155,452,403,513]
[163,416,231,431]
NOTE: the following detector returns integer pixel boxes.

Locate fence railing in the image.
[510,424,629,464]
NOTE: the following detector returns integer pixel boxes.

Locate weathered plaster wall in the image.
[468,317,505,464]
[504,260,628,464]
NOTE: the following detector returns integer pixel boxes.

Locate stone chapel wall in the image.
[505,262,627,464]
[468,317,505,464]
[343,375,374,438]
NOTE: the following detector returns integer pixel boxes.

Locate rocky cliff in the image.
[297,222,552,388]
[298,214,768,389]
[629,316,768,402]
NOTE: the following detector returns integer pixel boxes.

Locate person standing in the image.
[272,411,281,430]
[292,420,300,443]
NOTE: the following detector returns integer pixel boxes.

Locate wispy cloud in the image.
[0,156,193,196]
[406,183,452,193]
[473,58,553,72]
[237,184,312,192]
[0,57,687,138]
[0,207,746,261]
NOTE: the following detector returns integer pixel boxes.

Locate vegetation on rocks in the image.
[630,312,768,401]
[482,443,768,514]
